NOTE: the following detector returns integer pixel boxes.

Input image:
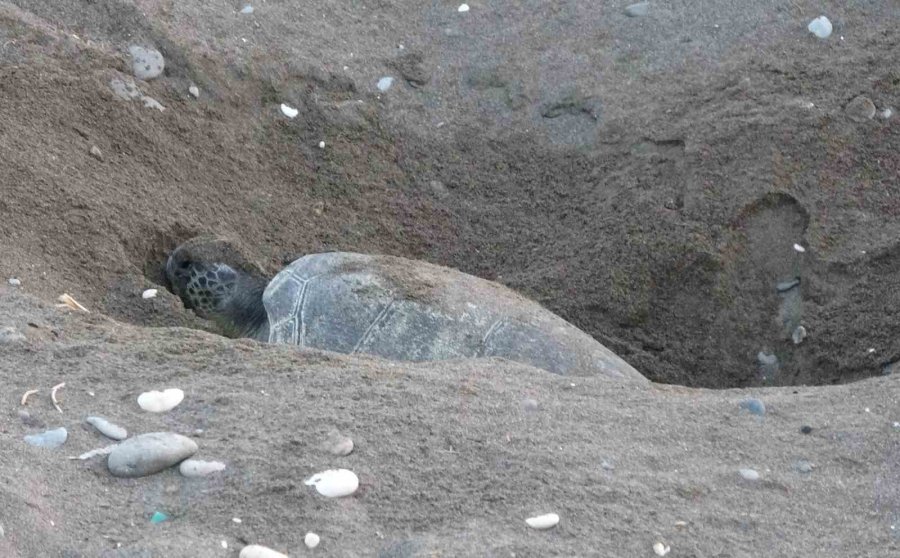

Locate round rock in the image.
[129,46,165,80]
[107,432,198,478]
[846,95,876,122]
[86,416,128,440]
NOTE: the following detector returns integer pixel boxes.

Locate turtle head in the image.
[166,237,270,340]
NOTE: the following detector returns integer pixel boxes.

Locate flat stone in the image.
[7,278,21,286]
[846,95,876,122]
[24,427,67,449]
[129,46,165,80]
[0,326,26,344]
[240,546,288,558]
[107,432,198,478]
[89,145,103,160]
[86,416,128,440]
[624,2,650,17]
[793,459,814,474]
[738,398,766,416]
[179,459,226,477]
[739,468,760,481]
[188,85,200,98]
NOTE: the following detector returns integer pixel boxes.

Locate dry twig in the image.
[51,382,65,412]
[20,389,39,406]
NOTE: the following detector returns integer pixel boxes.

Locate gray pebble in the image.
[129,46,165,80]
[845,95,876,122]
[188,84,200,98]
[86,416,128,441]
[109,78,142,101]
[24,427,68,449]
[624,2,650,17]
[179,459,227,477]
[522,398,540,413]
[377,76,394,92]
[240,5,254,14]
[0,326,26,344]
[107,432,197,478]
[7,278,21,286]
[739,468,760,481]
[141,96,166,112]
[793,459,814,474]
[89,145,103,160]
[738,398,766,416]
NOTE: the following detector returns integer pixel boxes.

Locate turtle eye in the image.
[179,261,191,270]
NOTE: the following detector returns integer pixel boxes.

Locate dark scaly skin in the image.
[166,244,270,340]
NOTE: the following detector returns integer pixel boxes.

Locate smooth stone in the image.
[141,96,165,111]
[110,78,142,101]
[129,46,165,80]
[24,427,67,449]
[457,3,469,12]
[624,2,650,17]
[846,95,876,122]
[107,432,198,478]
[89,145,103,160]
[142,289,158,299]
[304,532,321,549]
[377,76,394,92]
[525,513,560,530]
[0,326,26,344]
[793,459,814,474]
[807,16,832,39]
[304,468,359,497]
[188,85,200,98]
[738,398,766,416]
[8,278,21,286]
[179,459,226,477]
[800,425,813,434]
[240,545,289,558]
[86,416,128,440]
[240,5,254,14]
[739,468,760,481]
[323,431,354,456]
[137,388,184,412]
[792,325,807,345]
[280,103,298,118]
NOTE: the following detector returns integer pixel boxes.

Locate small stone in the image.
[457,4,469,13]
[0,326,26,344]
[240,5,254,14]
[280,103,299,118]
[807,16,832,39]
[149,511,169,524]
[128,46,165,80]
[653,542,671,556]
[179,459,227,477]
[800,425,813,434]
[624,2,650,17]
[323,431,354,456]
[846,95,876,122]
[739,468,760,481]
[7,278,20,286]
[792,325,807,345]
[24,427,67,449]
[240,545,288,558]
[73,445,117,460]
[738,398,766,416]
[304,468,359,497]
[86,416,128,440]
[142,289,158,299]
[188,85,200,98]
[89,145,103,160]
[232,517,242,524]
[525,513,560,530]
[522,398,540,413]
[141,96,165,111]
[304,532,321,549]
[318,140,326,149]
[377,76,394,92]
[110,78,142,101]
[793,459,814,474]
[601,460,615,471]
[107,432,198,478]
[881,108,894,119]
[137,388,184,412]
[793,243,806,253]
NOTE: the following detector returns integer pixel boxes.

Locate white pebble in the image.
[458,4,469,13]
[791,325,807,345]
[232,517,242,524]
[377,77,394,92]
[179,459,227,477]
[739,468,760,481]
[8,278,21,286]
[142,289,158,299]
[304,468,359,497]
[807,16,832,39]
[280,103,299,118]
[653,542,671,556]
[525,513,559,530]
[304,532,320,549]
[318,141,326,149]
[882,108,894,119]
[137,388,184,413]
[793,243,806,253]
[221,540,228,549]
[188,85,200,98]
[239,545,288,558]
[240,5,254,14]
[86,416,128,440]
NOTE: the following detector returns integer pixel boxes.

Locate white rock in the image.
[318,141,326,149]
[807,16,832,39]
[137,388,184,413]
[792,325,807,345]
[179,459,227,477]
[86,416,128,440]
[882,108,894,119]
[377,77,394,92]
[8,278,21,286]
[323,431,354,456]
[240,5,254,14]
[624,2,650,17]
[142,289,158,299]
[141,96,165,111]
[739,468,760,481]
[458,4,469,12]
[653,542,671,556]
[188,85,200,98]
[280,103,298,118]
[304,532,320,549]
[793,243,805,253]
[304,468,359,497]
[239,545,288,558]
[525,513,559,530]
[128,45,165,80]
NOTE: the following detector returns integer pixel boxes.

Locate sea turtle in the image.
[166,237,645,381]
